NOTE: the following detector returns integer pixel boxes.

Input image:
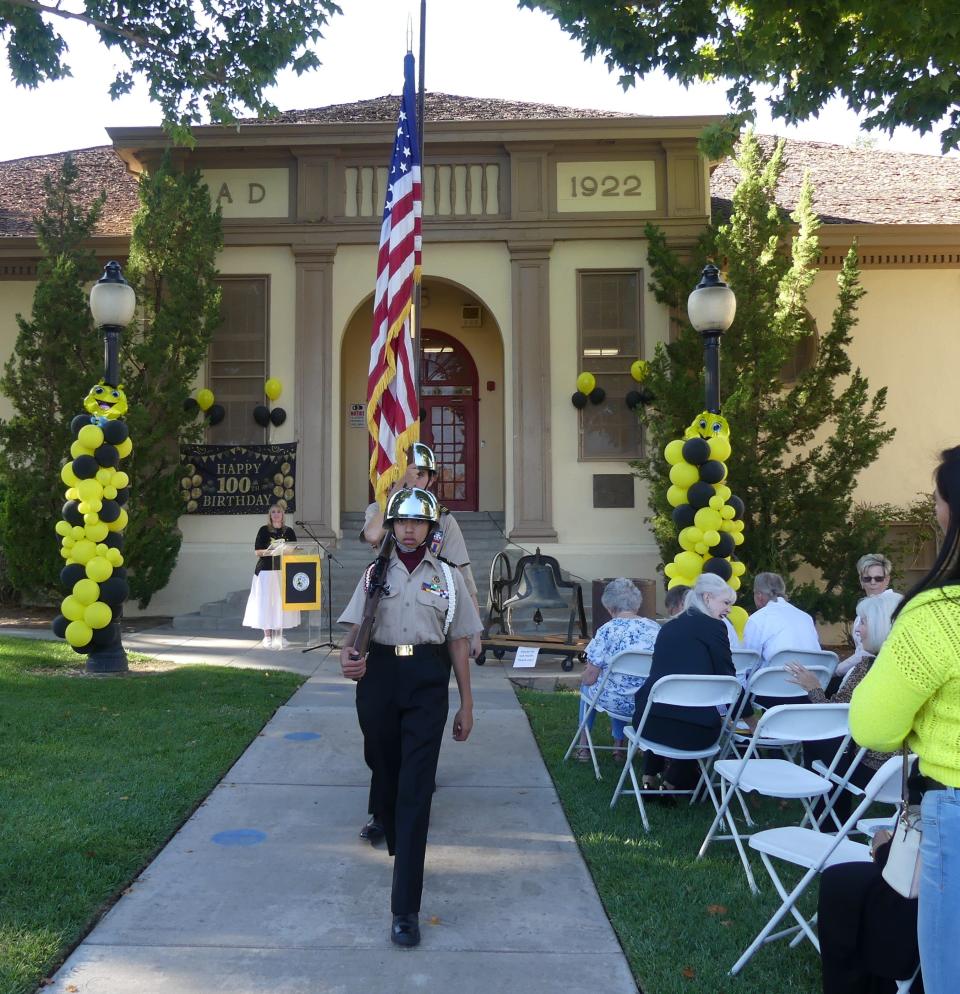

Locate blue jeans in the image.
[578,697,627,740]
[919,786,960,994]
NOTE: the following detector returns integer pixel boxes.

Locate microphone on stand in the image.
[294,520,305,526]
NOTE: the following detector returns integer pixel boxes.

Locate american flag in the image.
[367,52,422,507]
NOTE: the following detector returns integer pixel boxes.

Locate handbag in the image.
[881,746,923,899]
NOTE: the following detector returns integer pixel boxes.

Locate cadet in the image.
[358,442,481,846]
[339,486,481,948]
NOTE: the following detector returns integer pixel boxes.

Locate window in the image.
[577,270,643,460]
[207,277,269,444]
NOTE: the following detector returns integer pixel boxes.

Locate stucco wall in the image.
[0,281,38,422]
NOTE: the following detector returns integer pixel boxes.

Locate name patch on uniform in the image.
[429,528,445,556]
[422,576,449,598]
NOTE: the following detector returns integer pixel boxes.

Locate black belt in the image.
[909,771,953,797]
[370,641,445,658]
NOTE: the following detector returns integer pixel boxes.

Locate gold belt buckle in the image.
[395,644,414,657]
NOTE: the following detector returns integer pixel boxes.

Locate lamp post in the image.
[87,261,136,673]
[687,263,737,414]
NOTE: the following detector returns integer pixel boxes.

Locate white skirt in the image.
[242,570,301,631]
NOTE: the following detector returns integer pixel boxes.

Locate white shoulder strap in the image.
[438,560,456,637]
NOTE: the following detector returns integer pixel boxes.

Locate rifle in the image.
[352,529,396,658]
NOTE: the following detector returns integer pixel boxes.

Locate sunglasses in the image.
[861,574,886,583]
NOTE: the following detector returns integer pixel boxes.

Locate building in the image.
[1,97,958,615]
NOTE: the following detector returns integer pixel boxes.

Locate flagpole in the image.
[413,0,426,407]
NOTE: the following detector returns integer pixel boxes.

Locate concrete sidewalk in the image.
[39,626,638,994]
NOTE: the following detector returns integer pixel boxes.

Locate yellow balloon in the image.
[720,505,736,519]
[715,485,732,502]
[61,595,85,621]
[96,544,109,556]
[70,440,94,459]
[77,479,103,503]
[264,378,283,401]
[55,520,71,537]
[107,508,128,533]
[73,578,100,605]
[678,526,702,552]
[106,548,124,567]
[113,471,129,489]
[71,525,86,540]
[103,486,118,500]
[664,439,685,465]
[675,551,703,577]
[86,557,113,583]
[65,620,93,648]
[728,575,741,591]
[664,563,678,578]
[694,542,709,555]
[669,462,699,489]
[96,468,114,486]
[116,438,133,459]
[196,388,215,411]
[731,560,747,576]
[666,484,688,508]
[709,495,725,510]
[694,507,722,532]
[78,424,105,450]
[60,546,71,560]
[703,529,721,547]
[728,605,749,640]
[85,522,109,543]
[733,531,745,546]
[66,487,79,501]
[60,463,78,487]
[708,435,732,462]
[669,575,696,590]
[71,539,97,564]
[576,371,596,395]
[83,602,112,630]
[630,359,649,383]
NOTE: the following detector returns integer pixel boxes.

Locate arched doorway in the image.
[420,328,479,511]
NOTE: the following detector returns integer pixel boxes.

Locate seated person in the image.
[788,594,898,823]
[575,579,660,763]
[633,573,736,792]
[664,582,741,649]
[836,553,903,681]
[818,829,923,994]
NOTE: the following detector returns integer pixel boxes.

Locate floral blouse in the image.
[581,616,661,718]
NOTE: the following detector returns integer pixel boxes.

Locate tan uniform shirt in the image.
[362,501,478,599]
[338,547,482,645]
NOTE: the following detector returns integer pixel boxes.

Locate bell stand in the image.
[295,520,343,653]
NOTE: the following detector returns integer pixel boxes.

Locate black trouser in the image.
[356,642,451,914]
[638,714,719,790]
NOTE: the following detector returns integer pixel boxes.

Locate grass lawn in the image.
[517,686,827,994]
[0,635,303,994]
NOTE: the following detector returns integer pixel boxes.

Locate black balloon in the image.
[98,499,121,523]
[699,459,726,484]
[637,387,656,405]
[702,557,733,580]
[62,500,84,526]
[714,532,736,558]
[182,397,200,414]
[253,404,270,427]
[625,390,642,410]
[589,387,606,404]
[51,614,69,639]
[114,487,130,506]
[687,482,716,509]
[98,576,129,606]
[207,403,225,426]
[571,391,588,409]
[113,567,128,580]
[269,407,286,427]
[94,443,120,468]
[72,454,98,479]
[104,532,124,550]
[671,503,696,529]
[681,438,711,466]
[102,419,129,445]
[60,563,85,590]
[88,622,121,650]
[728,495,745,520]
[71,413,93,435]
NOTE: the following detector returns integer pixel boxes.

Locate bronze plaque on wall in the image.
[593,474,635,509]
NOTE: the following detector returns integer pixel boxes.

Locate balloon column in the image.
[52,382,132,667]
[193,387,225,426]
[663,410,749,636]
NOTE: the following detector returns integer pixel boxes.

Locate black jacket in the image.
[633,608,734,729]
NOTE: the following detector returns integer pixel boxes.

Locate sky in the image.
[0,0,953,162]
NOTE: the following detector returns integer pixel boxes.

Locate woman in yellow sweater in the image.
[850,445,960,994]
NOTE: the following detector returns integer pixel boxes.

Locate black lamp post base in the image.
[86,645,129,674]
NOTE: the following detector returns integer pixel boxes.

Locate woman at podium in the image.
[242,504,301,648]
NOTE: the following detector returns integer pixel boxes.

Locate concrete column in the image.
[294,247,336,542]
[508,241,558,542]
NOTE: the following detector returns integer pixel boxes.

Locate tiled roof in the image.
[245,91,631,124]
[711,134,960,224]
[0,146,138,238]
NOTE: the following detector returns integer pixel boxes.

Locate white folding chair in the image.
[698,703,859,894]
[728,754,911,976]
[765,648,839,683]
[731,649,760,678]
[562,649,652,779]
[610,674,743,832]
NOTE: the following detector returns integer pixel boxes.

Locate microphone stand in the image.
[295,520,343,652]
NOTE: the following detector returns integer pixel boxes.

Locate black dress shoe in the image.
[359,817,385,845]
[391,913,420,947]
